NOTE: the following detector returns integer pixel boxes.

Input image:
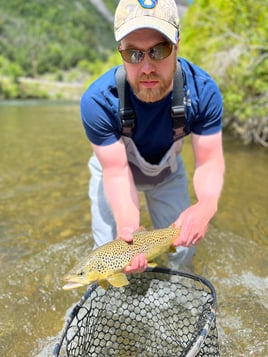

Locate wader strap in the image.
[172,62,186,140]
[116,62,186,140]
[116,66,135,137]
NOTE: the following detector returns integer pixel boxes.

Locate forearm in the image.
[173,155,224,247]
[173,131,225,247]
[191,132,225,217]
[92,142,146,271]
[92,141,140,235]
[193,158,225,218]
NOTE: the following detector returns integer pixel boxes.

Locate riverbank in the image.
[17,77,84,101]
[0,75,84,101]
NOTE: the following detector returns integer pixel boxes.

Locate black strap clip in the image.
[171,105,185,119]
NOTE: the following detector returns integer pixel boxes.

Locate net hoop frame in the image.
[53,267,217,357]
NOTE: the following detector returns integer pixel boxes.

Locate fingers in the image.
[117,227,134,243]
[173,203,211,247]
[173,211,208,247]
[123,253,148,274]
[191,231,205,245]
[174,224,205,247]
[173,217,193,247]
[117,228,147,274]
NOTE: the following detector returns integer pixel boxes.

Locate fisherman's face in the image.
[119,29,178,103]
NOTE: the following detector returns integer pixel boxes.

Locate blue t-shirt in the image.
[80,58,222,164]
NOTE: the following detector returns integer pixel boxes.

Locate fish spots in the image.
[63,226,180,290]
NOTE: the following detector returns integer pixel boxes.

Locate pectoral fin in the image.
[107,273,129,288]
[99,280,109,290]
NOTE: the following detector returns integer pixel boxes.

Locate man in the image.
[80,0,225,273]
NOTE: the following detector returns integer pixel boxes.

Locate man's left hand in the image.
[173,201,217,247]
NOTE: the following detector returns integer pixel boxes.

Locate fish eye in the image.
[78,271,84,276]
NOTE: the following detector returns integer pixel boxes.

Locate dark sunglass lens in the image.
[131,50,145,64]
[150,43,172,60]
[120,49,145,64]
[120,42,172,64]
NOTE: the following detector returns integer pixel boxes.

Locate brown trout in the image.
[62,226,180,290]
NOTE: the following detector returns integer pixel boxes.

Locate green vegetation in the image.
[0,0,267,146]
[0,0,118,98]
[180,0,268,146]
[0,0,117,75]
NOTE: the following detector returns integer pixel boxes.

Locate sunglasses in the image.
[119,42,173,64]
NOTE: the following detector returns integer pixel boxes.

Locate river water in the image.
[0,101,267,357]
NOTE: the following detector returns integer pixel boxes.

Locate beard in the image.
[128,62,177,103]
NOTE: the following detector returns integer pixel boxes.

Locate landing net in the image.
[53,267,219,357]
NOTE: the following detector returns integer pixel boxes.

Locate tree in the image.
[180,0,268,146]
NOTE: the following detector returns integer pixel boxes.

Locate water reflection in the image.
[194,228,268,356]
[0,102,267,357]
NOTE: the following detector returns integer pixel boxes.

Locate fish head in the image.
[62,267,101,290]
[62,250,107,290]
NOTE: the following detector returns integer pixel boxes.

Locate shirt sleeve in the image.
[80,70,121,146]
[191,76,223,136]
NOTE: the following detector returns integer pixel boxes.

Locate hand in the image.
[123,253,148,274]
[117,227,148,274]
[116,226,134,243]
[173,201,217,247]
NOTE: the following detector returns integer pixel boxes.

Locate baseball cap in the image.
[114,0,180,44]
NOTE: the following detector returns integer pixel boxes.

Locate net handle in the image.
[186,309,216,357]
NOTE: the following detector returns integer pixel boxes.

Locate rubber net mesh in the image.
[54,268,219,357]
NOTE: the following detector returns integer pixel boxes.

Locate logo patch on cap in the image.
[138,0,158,9]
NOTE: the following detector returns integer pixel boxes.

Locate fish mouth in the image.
[62,276,89,290]
[62,281,85,290]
